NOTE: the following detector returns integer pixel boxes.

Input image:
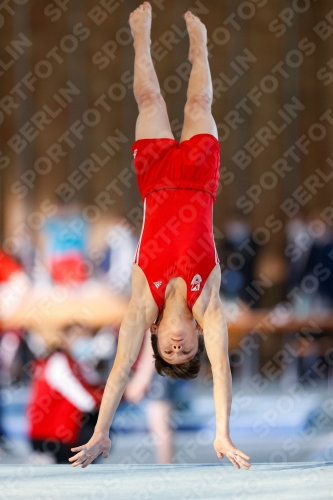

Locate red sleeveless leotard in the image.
[132,133,220,313]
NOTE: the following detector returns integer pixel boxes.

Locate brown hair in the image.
[150,334,205,380]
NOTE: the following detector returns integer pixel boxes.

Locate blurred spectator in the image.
[39,201,89,285]
[219,214,258,306]
[0,327,23,449]
[285,213,311,295]
[0,248,30,317]
[99,219,138,296]
[253,251,287,308]
[9,225,37,282]
[0,248,23,282]
[285,211,333,313]
[70,325,117,380]
[301,211,333,309]
[284,211,333,385]
[25,323,105,464]
[0,248,30,447]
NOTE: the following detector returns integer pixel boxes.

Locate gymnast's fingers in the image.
[235,455,251,469]
[81,458,93,469]
[71,445,85,452]
[69,450,85,463]
[229,456,240,469]
[71,457,85,467]
[235,448,250,460]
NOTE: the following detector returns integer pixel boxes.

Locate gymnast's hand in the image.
[68,431,111,468]
[214,435,251,470]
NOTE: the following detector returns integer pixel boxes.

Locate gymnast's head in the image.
[150,313,205,380]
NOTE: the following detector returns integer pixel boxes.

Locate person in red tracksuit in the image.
[69,3,251,470]
[26,342,104,464]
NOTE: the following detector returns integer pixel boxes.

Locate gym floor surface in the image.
[1,462,332,499]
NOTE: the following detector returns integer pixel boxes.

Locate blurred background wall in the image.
[1,0,333,250]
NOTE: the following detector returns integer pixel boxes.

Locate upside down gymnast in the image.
[69,2,251,470]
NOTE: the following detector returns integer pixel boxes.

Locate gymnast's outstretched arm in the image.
[193,267,251,470]
[68,265,158,468]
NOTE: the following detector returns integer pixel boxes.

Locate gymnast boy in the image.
[69,2,250,470]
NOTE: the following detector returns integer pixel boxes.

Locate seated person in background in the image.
[26,323,104,464]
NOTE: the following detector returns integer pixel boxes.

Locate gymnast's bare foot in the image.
[184,11,208,63]
[129,1,152,45]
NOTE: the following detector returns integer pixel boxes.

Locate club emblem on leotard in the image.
[153,281,162,289]
[190,274,202,292]
[133,148,138,158]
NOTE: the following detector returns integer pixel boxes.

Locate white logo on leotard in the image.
[191,274,202,292]
[153,281,162,289]
[133,148,138,158]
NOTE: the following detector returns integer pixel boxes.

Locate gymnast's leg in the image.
[147,400,173,464]
[180,11,218,142]
[129,2,174,141]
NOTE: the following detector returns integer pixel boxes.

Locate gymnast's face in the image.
[151,314,202,364]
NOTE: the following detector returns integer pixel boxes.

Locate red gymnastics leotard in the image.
[132,133,220,313]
